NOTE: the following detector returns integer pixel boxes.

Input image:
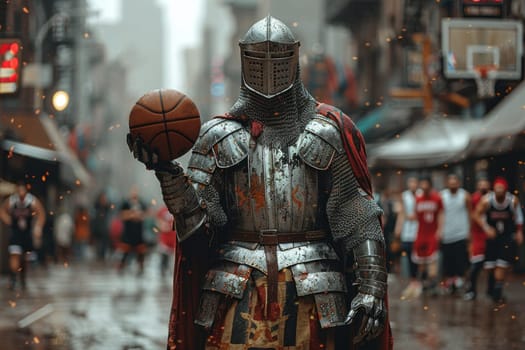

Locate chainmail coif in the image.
[229,69,317,148]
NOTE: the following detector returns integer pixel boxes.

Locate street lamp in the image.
[51,90,70,112]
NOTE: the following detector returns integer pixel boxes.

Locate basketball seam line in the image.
[135,91,186,113]
[142,130,195,145]
[166,130,194,144]
[130,115,200,128]
[159,90,175,159]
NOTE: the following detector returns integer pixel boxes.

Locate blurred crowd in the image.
[379,174,524,305]
[1,183,176,291]
[2,173,524,305]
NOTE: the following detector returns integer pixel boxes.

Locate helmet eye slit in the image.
[270,51,295,59]
[244,51,266,59]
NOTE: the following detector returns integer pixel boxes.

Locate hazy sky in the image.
[87,0,204,88]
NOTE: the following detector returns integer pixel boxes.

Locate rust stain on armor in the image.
[291,185,303,209]
[235,186,249,208]
[250,174,266,211]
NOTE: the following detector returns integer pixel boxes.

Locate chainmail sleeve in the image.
[195,172,228,228]
[326,153,384,254]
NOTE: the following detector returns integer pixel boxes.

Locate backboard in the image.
[441,18,523,80]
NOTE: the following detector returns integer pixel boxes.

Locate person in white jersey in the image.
[395,176,420,297]
[440,174,471,294]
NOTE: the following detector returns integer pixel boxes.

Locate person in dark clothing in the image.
[92,192,111,261]
[378,189,399,273]
[475,177,523,304]
[0,182,46,290]
[118,186,148,274]
[73,206,91,260]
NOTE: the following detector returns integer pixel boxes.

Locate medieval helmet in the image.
[239,15,300,98]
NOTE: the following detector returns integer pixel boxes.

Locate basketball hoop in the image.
[474,65,497,98]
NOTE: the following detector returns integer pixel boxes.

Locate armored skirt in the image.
[203,269,351,349]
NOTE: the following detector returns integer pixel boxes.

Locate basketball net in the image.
[474,65,497,98]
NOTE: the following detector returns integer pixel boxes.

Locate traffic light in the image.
[0,39,22,94]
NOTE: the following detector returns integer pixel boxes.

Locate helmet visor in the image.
[240,41,299,98]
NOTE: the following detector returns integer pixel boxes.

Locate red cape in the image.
[168,234,210,350]
[316,102,394,350]
[166,103,393,350]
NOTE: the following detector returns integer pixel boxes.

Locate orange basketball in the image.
[128,89,201,161]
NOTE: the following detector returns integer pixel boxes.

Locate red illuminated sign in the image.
[463,0,503,3]
[462,0,505,17]
[0,39,22,94]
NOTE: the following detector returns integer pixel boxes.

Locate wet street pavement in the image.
[0,256,173,350]
[1,257,524,349]
[388,273,525,350]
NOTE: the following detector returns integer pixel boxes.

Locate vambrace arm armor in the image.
[347,239,387,343]
[353,240,388,299]
[155,164,207,242]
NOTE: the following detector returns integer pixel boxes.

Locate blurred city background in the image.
[1,0,525,349]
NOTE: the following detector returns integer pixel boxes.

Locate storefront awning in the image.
[356,101,418,142]
[369,116,480,169]
[464,82,525,158]
[369,81,525,169]
[1,113,91,186]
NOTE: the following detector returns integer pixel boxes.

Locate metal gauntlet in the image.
[353,240,387,298]
[155,166,207,242]
[345,239,387,343]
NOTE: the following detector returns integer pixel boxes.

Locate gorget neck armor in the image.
[229,80,316,148]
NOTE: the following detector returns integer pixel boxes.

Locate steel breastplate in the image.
[226,140,323,233]
[187,115,343,235]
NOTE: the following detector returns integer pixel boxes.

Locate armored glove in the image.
[127,134,206,240]
[126,134,182,173]
[345,240,387,344]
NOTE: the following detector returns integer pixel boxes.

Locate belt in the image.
[229,229,328,319]
[229,229,328,245]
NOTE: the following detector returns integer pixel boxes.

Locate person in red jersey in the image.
[156,206,177,277]
[412,176,444,296]
[464,176,491,301]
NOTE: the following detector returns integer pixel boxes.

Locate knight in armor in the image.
[475,177,523,304]
[0,181,46,290]
[129,16,392,350]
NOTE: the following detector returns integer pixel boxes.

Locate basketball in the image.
[128,89,201,161]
